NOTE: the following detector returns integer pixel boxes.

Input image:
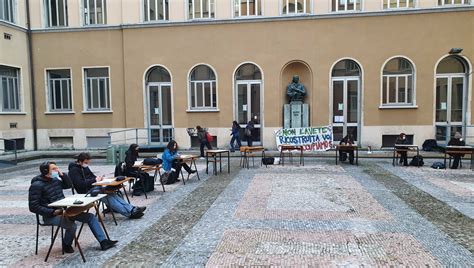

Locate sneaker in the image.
[63,244,74,254]
[130,210,144,219]
[100,239,118,251]
[136,206,147,213]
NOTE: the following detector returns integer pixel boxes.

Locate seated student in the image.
[124,144,154,195]
[68,153,146,219]
[395,132,410,166]
[339,133,355,165]
[28,161,117,253]
[448,132,465,169]
[162,140,196,184]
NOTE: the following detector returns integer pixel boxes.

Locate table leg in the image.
[417,147,420,168]
[94,204,110,240]
[214,154,217,175]
[105,196,117,226]
[356,147,359,166]
[44,221,61,262]
[193,159,201,180]
[72,232,86,263]
[206,154,209,174]
[227,152,230,173]
[180,168,186,185]
[336,148,338,165]
[121,185,131,203]
[219,153,222,173]
[301,148,304,166]
[444,151,447,169]
[392,149,395,166]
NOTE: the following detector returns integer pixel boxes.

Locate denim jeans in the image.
[103,193,134,217]
[230,135,242,151]
[43,212,107,246]
[200,140,212,157]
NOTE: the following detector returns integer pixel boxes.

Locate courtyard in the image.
[0,156,472,267]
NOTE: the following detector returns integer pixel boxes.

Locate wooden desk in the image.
[444,145,474,170]
[240,146,265,169]
[392,144,419,167]
[279,145,304,166]
[177,154,200,184]
[206,150,230,175]
[93,177,132,225]
[335,145,359,165]
[46,194,108,262]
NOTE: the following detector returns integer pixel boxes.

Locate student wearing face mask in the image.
[68,153,146,219]
[28,161,118,253]
[395,132,410,166]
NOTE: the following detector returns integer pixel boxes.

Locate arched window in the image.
[236,63,262,80]
[282,0,310,15]
[382,57,415,106]
[332,0,361,12]
[147,66,171,83]
[189,65,217,109]
[332,60,360,77]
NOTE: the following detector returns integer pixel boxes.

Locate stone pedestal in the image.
[284,103,309,128]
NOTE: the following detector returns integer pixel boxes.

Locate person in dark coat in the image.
[28,161,117,253]
[68,153,145,219]
[230,121,242,152]
[196,125,212,158]
[448,132,466,169]
[339,133,355,164]
[245,120,255,147]
[124,144,154,196]
[395,133,410,166]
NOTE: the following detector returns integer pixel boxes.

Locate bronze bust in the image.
[286,75,306,103]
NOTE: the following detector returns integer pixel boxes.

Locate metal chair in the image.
[35,214,60,255]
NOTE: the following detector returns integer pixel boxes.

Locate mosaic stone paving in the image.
[0,158,473,267]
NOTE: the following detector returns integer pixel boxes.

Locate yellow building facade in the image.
[1,0,473,150]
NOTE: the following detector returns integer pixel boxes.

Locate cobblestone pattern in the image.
[163,159,474,267]
[206,229,441,267]
[235,166,393,221]
[362,162,474,254]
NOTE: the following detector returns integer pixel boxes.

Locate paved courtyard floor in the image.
[0,157,472,267]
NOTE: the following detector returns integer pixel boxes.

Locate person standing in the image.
[448,132,465,169]
[196,125,212,158]
[244,120,255,147]
[395,133,410,166]
[28,161,117,253]
[230,121,242,152]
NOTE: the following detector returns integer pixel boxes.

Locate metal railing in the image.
[0,138,18,165]
[107,128,149,146]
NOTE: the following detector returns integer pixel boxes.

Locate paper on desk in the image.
[100,178,116,184]
[134,161,143,166]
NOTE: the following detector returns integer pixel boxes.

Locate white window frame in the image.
[0,0,16,23]
[82,66,112,112]
[380,56,417,108]
[382,0,416,9]
[143,0,169,22]
[438,0,472,5]
[0,65,21,113]
[82,0,107,26]
[187,64,218,111]
[46,68,73,113]
[281,0,312,15]
[233,0,262,17]
[187,0,215,20]
[332,0,362,12]
[44,0,68,27]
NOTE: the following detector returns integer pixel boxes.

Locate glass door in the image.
[332,78,359,142]
[435,76,465,143]
[148,83,173,145]
[236,81,262,144]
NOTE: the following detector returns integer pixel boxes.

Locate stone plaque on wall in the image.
[283,103,309,128]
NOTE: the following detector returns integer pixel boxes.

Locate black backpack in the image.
[410,155,424,166]
[143,158,162,165]
[431,162,446,169]
[422,139,438,151]
[262,157,275,165]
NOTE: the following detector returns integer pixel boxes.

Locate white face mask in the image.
[82,164,88,168]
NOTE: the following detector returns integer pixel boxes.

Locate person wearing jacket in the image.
[68,153,145,219]
[124,144,154,195]
[28,161,117,253]
[339,133,355,164]
[395,133,410,166]
[196,125,212,158]
[448,132,466,169]
[230,121,242,152]
[245,120,255,147]
[162,140,196,184]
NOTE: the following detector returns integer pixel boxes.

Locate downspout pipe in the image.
[25,0,38,150]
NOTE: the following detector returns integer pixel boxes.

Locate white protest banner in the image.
[275,126,333,151]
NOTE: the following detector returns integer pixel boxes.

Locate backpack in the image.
[422,139,438,151]
[206,132,214,143]
[143,158,163,165]
[262,157,275,165]
[410,155,424,166]
[431,162,446,169]
[114,162,125,177]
